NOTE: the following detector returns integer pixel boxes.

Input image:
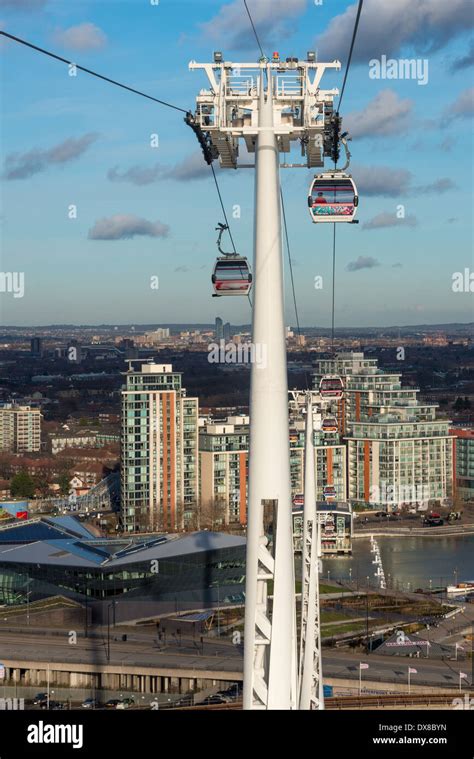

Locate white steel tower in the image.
[188,52,341,710]
[298,393,324,710]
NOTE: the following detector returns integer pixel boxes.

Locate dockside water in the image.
[322,534,474,591]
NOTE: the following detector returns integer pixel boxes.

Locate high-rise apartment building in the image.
[215,317,224,342]
[451,428,474,502]
[199,416,249,525]
[0,404,41,453]
[314,353,454,509]
[223,322,231,342]
[198,409,347,525]
[120,362,199,532]
[288,405,347,502]
[30,337,43,357]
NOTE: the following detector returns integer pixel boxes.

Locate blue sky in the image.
[1,0,473,327]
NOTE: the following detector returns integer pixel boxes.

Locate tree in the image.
[57,472,71,496]
[34,475,51,498]
[10,471,35,499]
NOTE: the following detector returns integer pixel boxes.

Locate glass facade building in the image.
[451,428,474,502]
[0,517,246,615]
[314,352,454,509]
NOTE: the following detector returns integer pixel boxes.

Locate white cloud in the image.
[200,0,306,51]
[88,215,169,240]
[106,154,218,184]
[108,164,163,186]
[344,89,413,138]
[415,178,456,194]
[317,0,474,64]
[362,212,418,230]
[346,256,380,271]
[54,23,107,52]
[450,41,474,72]
[165,152,213,181]
[352,163,412,196]
[4,132,99,180]
[444,87,474,119]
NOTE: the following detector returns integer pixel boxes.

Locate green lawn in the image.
[322,622,366,636]
[319,583,343,594]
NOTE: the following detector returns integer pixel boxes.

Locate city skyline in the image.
[0,0,473,728]
[2,0,473,327]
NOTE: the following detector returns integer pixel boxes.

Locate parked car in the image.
[215,692,233,703]
[33,694,50,707]
[201,695,226,705]
[32,692,48,706]
[423,516,444,527]
[105,699,122,709]
[116,697,134,709]
[81,698,98,709]
[173,695,194,708]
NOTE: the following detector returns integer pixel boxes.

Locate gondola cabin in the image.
[212,256,252,297]
[319,375,344,399]
[322,417,338,433]
[323,485,336,501]
[308,172,358,223]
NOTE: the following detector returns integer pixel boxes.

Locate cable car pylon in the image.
[244,75,297,710]
[298,392,324,710]
[188,49,348,710]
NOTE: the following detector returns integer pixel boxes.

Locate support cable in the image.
[243,0,266,60]
[331,0,363,354]
[3,32,251,309]
[0,31,188,114]
[210,163,237,254]
[331,224,336,353]
[281,186,308,388]
[337,0,364,114]
[211,164,252,308]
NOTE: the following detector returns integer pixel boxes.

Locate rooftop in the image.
[0,516,246,569]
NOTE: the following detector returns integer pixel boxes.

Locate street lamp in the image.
[25,574,32,626]
[107,601,117,663]
[366,576,370,653]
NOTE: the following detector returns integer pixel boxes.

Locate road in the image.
[0,615,471,688]
[322,651,473,690]
[0,626,242,673]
